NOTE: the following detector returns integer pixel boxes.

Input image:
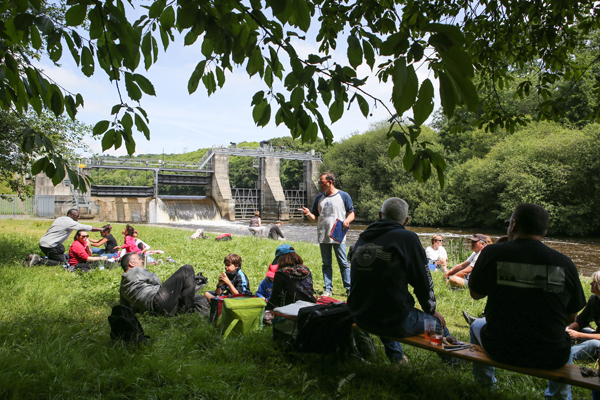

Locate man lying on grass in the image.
[120,252,196,316]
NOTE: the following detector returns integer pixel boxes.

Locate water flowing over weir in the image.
[149,196,221,223]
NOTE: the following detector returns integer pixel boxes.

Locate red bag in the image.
[316,296,343,305]
[215,233,232,241]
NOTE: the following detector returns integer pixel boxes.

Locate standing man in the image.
[300,171,354,297]
[468,203,586,399]
[25,209,102,266]
[348,197,451,364]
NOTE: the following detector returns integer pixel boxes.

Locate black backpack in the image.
[294,302,354,355]
[108,305,149,344]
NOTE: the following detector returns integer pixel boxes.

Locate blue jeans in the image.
[320,243,351,292]
[380,308,450,362]
[470,318,572,399]
[92,248,119,259]
[571,339,600,362]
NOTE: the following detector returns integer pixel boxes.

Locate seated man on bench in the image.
[468,203,586,399]
[347,197,451,365]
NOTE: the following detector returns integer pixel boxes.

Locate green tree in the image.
[3,0,599,190]
[0,109,90,195]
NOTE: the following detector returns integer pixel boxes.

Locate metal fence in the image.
[0,195,55,219]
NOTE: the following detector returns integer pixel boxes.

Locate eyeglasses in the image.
[319,180,328,185]
[504,219,515,227]
[435,239,443,242]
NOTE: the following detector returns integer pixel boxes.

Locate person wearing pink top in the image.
[115,225,142,255]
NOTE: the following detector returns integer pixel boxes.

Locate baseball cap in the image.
[275,244,295,259]
[469,234,489,244]
[266,263,278,279]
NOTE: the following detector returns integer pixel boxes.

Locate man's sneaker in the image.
[23,254,33,267]
[29,254,42,267]
[462,310,477,326]
[322,290,332,297]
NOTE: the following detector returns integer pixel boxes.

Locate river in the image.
[161,220,600,277]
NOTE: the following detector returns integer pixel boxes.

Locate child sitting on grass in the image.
[256,263,278,302]
[204,254,252,300]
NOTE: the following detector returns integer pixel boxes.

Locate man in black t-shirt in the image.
[468,203,586,399]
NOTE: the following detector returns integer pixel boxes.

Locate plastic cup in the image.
[424,319,436,339]
[430,326,444,345]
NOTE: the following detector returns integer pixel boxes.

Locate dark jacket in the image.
[218,269,252,296]
[266,265,316,310]
[347,219,436,337]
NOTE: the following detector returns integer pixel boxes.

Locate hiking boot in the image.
[29,254,42,267]
[23,254,33,267]
[462,310,477,326]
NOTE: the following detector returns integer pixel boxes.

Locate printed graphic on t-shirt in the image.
[321,200,335,218]
[497,262,565,293]
[352,243,390,269]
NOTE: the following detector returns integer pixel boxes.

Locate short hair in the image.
[75,230,87,238]
[513,203,549,236]
[277,252,304,269]
[381,198,409,223]
[592,271,600,286]
[124,224,135,236]
[120,252,139,272]
[254,211,260,217]
[320,171,335,186]
[67,209,78,217]
[431,234,443,245]
[101,224,112,234]
[225,253,242,269]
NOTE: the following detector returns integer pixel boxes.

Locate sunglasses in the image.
[435,239,443,242]
[79,236,89,238]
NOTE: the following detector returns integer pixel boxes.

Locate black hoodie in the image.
[347,219,437,337]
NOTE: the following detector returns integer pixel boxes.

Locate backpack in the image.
[108,305,149,344]
[215,233,232,241]
[220,297,266,339]
[294,302,354,355]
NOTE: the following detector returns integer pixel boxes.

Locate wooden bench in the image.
[353,324,600,391]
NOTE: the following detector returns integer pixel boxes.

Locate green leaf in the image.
[438,71,457,118]
[124,131,136,155]
[93,120,110,136]
[356,94,369,118]
[388,140,400,160]
[188,60,206,94]
[65,95,77,120]
[121,113,133,131]
[30,25,42,50]
[403,145,414,171]
[202,71,216,95]
[362,39,375,70]
[246,48,264,77]
[216,67,225,88]
[31,158,46,176]
[65,4,88,26]
[290,87,304,109]
[135,113,150,140]
[102,129,115,151]
[252,99,267,124]
[328,97,344,123]
[391,60,418,116]
[125,72,142,101]
[440,47,474,79]
[425,23,466,46]
[289,0,311,32]
[134,74,156,96]
[50,90,63,117]
[347,35,362,69]
[413,79,434,125]
[81,46,94,77]
[149,0,166,18]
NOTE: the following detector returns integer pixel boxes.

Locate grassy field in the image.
[0,219,594,399]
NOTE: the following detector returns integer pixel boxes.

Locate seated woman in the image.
[444,234,491,288]
[114,224,141,257]
[68,230,107,271]
[425,234,448,272]
[266,246,316,311]
[567,271,600,361]
[89,224,119,259]
[248,211,267,238]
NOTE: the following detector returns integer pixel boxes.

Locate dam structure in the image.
[35,143,322,223]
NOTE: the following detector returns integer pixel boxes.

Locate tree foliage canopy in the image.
[1,0,599,189]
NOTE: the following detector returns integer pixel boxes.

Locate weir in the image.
[34,145,322,223]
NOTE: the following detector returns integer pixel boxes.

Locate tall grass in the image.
[0,219,594,399]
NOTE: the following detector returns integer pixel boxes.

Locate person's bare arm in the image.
[567,321,581,330]
[444,260,469,278]
[300,207,317,221]
[343,211,355,229]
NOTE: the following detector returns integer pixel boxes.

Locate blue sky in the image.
[35,12,441,157]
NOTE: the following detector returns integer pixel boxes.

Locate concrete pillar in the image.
[258,157,289,221]
[206,153,235,220]
[303,159,321,209]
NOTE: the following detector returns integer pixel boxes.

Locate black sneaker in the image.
[23,254,33,267]
[462,310,477,326]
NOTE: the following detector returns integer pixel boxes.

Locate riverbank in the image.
[0,220,594,399]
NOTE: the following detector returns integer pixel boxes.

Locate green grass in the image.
[0,219,594,399]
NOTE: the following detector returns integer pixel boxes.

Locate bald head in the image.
[380,198,409,224]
